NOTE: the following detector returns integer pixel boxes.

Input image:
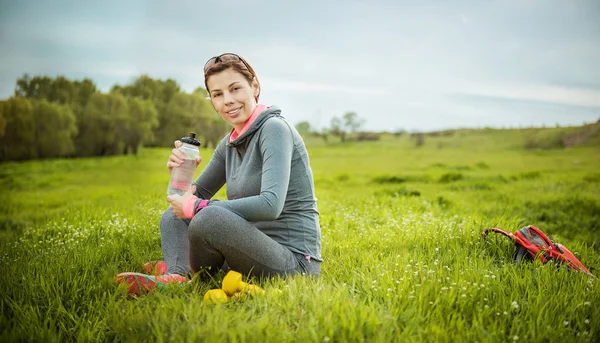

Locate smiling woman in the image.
[207,68,259,132]
[115,53,323,295]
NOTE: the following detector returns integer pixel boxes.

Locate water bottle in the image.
[167,132,201,196]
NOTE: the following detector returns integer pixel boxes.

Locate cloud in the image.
[261,77,387,95]
[457,83,600,108]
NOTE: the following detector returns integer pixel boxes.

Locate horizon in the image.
[1,0,599,132]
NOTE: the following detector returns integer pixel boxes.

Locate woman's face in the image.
[207,68,259,133]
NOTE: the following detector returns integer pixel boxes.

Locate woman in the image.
[116,53,322,295]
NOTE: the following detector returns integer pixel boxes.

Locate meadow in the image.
[1,128,599,342]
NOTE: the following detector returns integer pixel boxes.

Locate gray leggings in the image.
[160,206,320,278]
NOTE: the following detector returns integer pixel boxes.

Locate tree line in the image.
[295,111,372,143]
[0,75,229,161]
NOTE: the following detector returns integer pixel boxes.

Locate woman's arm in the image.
[209,118,293,221]
[192,136,228,199]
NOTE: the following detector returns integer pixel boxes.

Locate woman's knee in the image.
[160,207,176,227]
[160,207,189,232]
[188,206,233,239]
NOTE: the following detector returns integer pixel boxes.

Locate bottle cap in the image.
[181,132,201,147]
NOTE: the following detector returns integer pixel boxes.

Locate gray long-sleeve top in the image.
[192,106,322,261]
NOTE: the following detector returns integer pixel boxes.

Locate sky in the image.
[1,0,599,132]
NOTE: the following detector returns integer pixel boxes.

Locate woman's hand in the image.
[167,140,202,173]
[166,189,196,219]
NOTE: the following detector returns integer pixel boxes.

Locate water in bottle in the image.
[167,132,201,196]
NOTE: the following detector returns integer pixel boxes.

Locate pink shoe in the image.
[115,272,188,297]
[143,261,168,275]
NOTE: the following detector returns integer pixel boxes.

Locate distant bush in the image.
[514,171,542,180]
[524,124,600,150]
[436,196,452,208]
[355,132,380,141]
[448,182,494,191]
[426,130,455,137]
[393,129,405,138]
[524,130,566,150]
[475,162,490,169]
[372,175,431,184]
[373,175,407,184]
[439,172,464,183]
[375,187,421,197]
[493,175,510,183]
[411,133,425,147]
[583,173,600,183]
[335,174,350,182]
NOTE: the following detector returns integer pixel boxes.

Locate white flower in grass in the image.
[563,321,569,326]
[585,319,590,324]
[511,301,519,310]
[584,301,591,306]
[512,335,519,341]
[503,311,508,315]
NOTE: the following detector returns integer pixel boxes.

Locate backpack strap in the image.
[481,228,516,240]
[482,228,531,264]
[514,245,530,263]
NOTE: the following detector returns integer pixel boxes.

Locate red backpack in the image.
[482,225,595,278]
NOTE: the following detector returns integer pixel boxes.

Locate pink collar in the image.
[228,103,268,143]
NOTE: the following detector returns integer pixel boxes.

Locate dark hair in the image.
[204,58,261,102]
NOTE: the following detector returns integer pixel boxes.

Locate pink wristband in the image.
[182,195,199,219]
[195,199,210,213]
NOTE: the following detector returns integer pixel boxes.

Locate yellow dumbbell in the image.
[203,289,228,305]
[222,271,265,296]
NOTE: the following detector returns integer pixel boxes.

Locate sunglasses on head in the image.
[203,53,253,75]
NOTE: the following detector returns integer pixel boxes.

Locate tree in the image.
[193,87,209,99]
[295,121,311,136]
[15,74,54,101]
[155,92,211,147]
[312,128,329,144]
[330,116,345,142]
[51,76,76,105]
[0,97,36,160]
[32,100,77,158]
[0,109,5,138]
[73,78,97,110]
[202,116,230,148]
[343,112,363,136]
[394,128,406,138]
[76,93,129,156]
[329,112,365,143]
[112,75,183,147]
[123,98,159,154]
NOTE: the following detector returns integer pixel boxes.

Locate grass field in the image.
[1,128,599,342]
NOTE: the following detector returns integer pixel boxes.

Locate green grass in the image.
[1,131,599,342]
